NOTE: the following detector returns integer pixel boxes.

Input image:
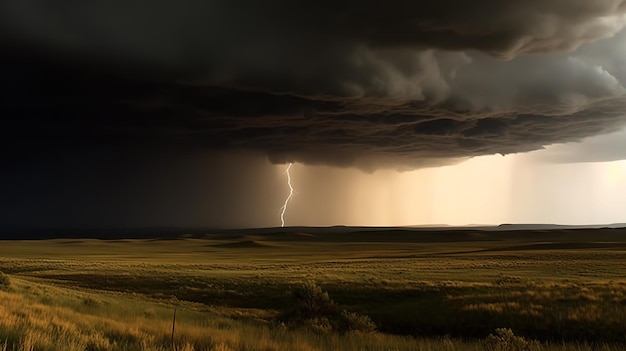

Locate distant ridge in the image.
[495,223,626,230]
[0,227,218,240]
[1,222,625,240]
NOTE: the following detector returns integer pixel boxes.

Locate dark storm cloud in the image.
[3,68,626,170]
[5,1,626,56]
[2,0,626,169]
[3,0,626,95]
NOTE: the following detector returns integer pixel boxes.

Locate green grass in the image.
[1,228,626,349]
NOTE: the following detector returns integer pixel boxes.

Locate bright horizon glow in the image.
[280,151,626,227]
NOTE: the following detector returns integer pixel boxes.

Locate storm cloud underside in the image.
[3,0,626,169]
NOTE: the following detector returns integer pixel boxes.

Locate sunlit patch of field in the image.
[1,227,626,350]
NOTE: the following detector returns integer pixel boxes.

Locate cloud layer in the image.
[2,0,626,169]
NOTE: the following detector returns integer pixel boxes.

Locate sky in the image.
[1,0,626,230]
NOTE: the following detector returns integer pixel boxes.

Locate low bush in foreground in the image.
[0,271,10,290]
[281,282,376,333]
[485,328,540,351]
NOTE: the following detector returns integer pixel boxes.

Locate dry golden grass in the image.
[0,276,452,351]
[1,274,624,351]
[1,230,626,350]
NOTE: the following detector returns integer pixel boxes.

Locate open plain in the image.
[1,227,626,350]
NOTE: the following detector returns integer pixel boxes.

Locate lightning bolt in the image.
[280,163,294,227]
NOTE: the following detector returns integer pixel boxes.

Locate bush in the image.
[82,297,101,307]
[282,282,376,334]
[0,271,10,290]
[484,328,540,351]
[291,282,336,321]
[338,310,377,333]
[281,282,336,332]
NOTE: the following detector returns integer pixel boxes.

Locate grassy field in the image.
[1,227,626,350]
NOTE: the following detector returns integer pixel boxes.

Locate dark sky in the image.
[2,1,626,230]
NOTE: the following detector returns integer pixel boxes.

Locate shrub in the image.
[291,282,336,321]
[82,297,101,307]
[282,282,376,334]
[0,271,10,290]
[338,310,377,333]
[484,328,540,351]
